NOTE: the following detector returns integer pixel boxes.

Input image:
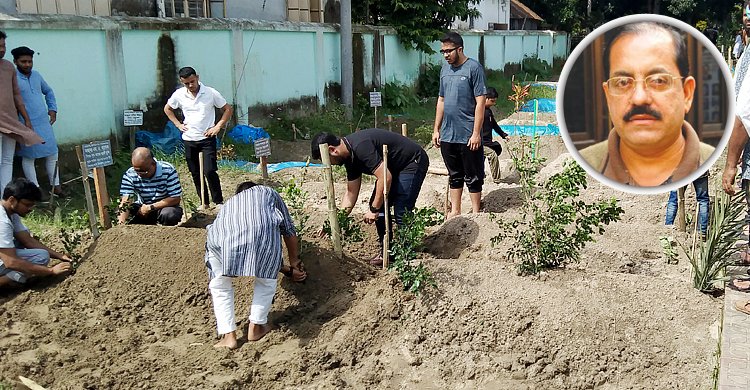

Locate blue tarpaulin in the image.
[497,123,560,136]
[520,98,556,113]
[227,125,269,144]
[135,122,184,155]
[219,160,322,173]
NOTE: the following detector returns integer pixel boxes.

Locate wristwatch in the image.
[369,204,380,213]
[148,204,155,212]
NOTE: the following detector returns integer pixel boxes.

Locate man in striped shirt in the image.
[207,181,306,349]
[117,147,183,226]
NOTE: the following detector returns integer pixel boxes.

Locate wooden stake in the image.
[260,156,269,179]
[374,106,378,128]
[401,123,407,137]
[129,126,136,150]
[198,151,207,208]
[319,143,343,257]
[93,167,111,229]
[75,146,100,239]
[388,115,393,131]
[382,144,390,270]
[676,186,686,232]
[444,177,451,216]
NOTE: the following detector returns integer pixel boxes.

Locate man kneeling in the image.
[0,179,72,289]
[118,147,183,226]
[206,181,307,349]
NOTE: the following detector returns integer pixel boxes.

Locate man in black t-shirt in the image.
[311,129,429,266]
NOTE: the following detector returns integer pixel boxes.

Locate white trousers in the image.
[22,152,60,187]
[206,251,277,335]
[0,135,16,192]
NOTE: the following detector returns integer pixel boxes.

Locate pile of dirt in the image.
[0,137,723,389]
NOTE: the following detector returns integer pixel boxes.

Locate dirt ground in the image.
[0,137,722,389]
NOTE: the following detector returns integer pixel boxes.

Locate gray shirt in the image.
[439,58,486,143]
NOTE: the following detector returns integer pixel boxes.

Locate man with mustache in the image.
[580,22,714,187]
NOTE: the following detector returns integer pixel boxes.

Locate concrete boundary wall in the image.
[0,14,568,146]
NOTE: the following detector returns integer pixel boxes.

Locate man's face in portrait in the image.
[603,30,695,154]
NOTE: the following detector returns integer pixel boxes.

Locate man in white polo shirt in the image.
[164,66,232,208]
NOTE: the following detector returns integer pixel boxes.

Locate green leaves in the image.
[389,207,444,294]
[322,209,365,244]
[493,138,624,275]
[279,178,312,241]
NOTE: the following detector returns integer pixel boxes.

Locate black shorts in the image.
[440,142,484,193]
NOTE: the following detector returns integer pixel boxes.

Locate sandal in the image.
[735,300,750,315]
[727,278,750,293]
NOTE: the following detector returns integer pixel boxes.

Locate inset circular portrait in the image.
[557,14,733,194]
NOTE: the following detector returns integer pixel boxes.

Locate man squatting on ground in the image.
[0,178,72,289]
[207,182,307,349]
[117,147,183,226]
[483,86,509,184]
[432,31,487,217]
[164,66,232,208]
[311,128,429,266]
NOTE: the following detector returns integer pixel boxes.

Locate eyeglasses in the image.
[439,47,460,55]
[746,5,750,19]
[604,74,684,96]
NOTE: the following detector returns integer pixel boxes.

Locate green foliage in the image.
[279,177,312,241]
[681,191,746,293]
[63,209,90,231]
[353,0,481,53]
[105,197,131,226]
[492,137,624,275]
[660,236,679,265]
[529,85,556,100]
[417,63,442,98]
[521,56,552,81]
[389,207,444,294]
[322,209,365,244]
[382,82,418,111]
[59,228,84,269]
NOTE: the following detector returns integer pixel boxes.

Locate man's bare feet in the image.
[214,331,238,349]
[446,211,459,219]
[731,279,750,291]
[247,323,273,341]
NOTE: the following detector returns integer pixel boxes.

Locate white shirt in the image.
[0,209,29,267]
[736,50,750,132]
[166,82,228,142]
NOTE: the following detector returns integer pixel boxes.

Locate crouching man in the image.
[118,147,183,226]
[0,178,72,289]
[207,181,307,349]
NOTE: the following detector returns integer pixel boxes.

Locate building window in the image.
[161,0,225,18]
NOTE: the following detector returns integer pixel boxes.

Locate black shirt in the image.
[343,128,428,181]
[482,107,508,144]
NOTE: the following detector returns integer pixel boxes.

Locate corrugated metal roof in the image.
[510,0,543,21]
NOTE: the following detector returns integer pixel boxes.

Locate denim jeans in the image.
[372,160,428,249]
[665,175,709,234]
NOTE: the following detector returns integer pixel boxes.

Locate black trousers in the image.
[128,203,183,226]
[184,138,223,205]
[440,142,485,193]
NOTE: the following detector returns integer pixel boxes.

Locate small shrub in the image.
[660,236,679,265]
[105,197,131,226]
[521,55,552,80]
[279,177,312,241]
[59,228,84,270]
[417,63,441,98]
[681,191,745,292]
[322,209,364,244]
[492,137,624,275]
[389,207,444,295]
[382,82,418,111]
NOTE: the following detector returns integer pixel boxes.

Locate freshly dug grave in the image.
[0,137,722,390]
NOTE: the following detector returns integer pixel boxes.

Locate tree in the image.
[353,0,481,53]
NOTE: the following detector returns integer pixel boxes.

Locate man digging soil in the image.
[206,181,306,349]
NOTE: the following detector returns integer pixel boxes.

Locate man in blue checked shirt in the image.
[117,147,183,226]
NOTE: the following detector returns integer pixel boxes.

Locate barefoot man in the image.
[206,181,307,349]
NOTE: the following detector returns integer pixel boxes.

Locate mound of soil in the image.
[0,137,722,389]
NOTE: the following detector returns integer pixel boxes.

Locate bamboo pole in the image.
[382,144,389,269]
[676,186,686,232]
[401,123,407,137]
[319,143,343,257]
[75,146,100,239]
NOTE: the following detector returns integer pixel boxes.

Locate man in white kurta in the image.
[206,181,306,349]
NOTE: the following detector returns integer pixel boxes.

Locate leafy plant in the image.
[660,236,679,265]
[279,175,312,241]
[59,228,84,269]
[681,191,745,293]
[389,207,444,294]
[417,63,442,98]
[382,82,418,111]
[105,197,131,226]
[492,137,624,275]
[322,209,364,244]
[63,209,90,230]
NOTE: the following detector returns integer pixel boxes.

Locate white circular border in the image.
[556,14,735,195]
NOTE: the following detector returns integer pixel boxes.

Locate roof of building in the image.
[510,0,543,21]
